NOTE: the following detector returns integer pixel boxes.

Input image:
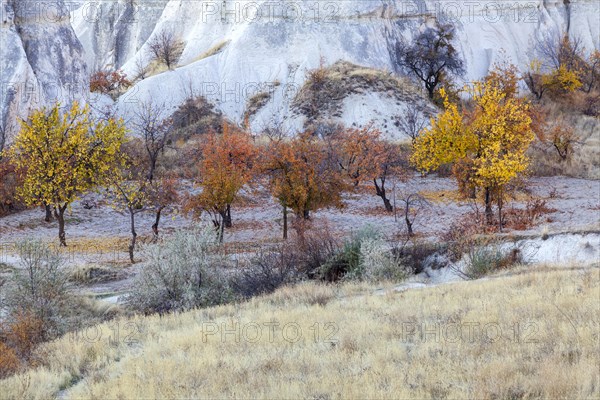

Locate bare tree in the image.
[130,101,174,238]
[109,178,147,264]
[131,100,172,183]
[261,115,294,143]
[395,21,465,99]
[373,143,409,212]
[582,51,600,93]
[536,31,585,72]
[396,106,428,144]
[133,56,150,81]
[398,193,430,237]
[148,30,183,70]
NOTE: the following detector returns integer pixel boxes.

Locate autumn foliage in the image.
[265,133,345,238]
[330,126,386,187]
[90,69,131,96]
[412,73,535,227]
[0,312,45,378]
[524,34,600,115]
[9,102,127,246]
[0,156,25,216]
[188,124,256,242]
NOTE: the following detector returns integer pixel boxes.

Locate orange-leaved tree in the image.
[189,123,256,242]
[264,132,345,239]
[329,126,408,212]
[330,125,387,187]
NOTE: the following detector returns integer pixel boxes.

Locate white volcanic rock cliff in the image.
[1,0,599,139]
[1,0,89,138]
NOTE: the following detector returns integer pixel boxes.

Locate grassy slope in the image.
[1,265,599,399]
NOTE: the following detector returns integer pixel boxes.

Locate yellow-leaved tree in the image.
[10,102,126,246]
[411,79,534,228]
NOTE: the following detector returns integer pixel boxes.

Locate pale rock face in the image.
[1,0,89,140]
[1,0,599,140]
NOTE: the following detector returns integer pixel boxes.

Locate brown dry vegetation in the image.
[1,263,598,399]
[528,104,600,179]
[292,60,436,126]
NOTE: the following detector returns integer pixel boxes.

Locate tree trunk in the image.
[405,210,414,237]
[218,214,225,243]
[128,208,137,263]
[152,206,163,240]
[374,178,393,212]
[484,187,493,225]
[303,209,310,220]
[497,195,504,232]
[54,205,67,247]
[426,84,435,99]
[148,158,157,183]
[282,204,288,240]
[223,204,232,228]
[44,204,53,222]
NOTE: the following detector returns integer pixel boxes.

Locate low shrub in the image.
[231,247,303,298]
[392,240,442,274]
[234,226,408,295]
[318,226,408,283]
[4,240,70,340]
[89,69,131,98]
[2,312,44,361]
[463,244,522,279]
[360,238,409,282]
[126,228,234,314]
[318,227,377,281]
[0,240,117,379]
[0,341,20,379]
[503,198,556,231]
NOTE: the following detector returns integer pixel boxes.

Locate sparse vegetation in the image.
[292,60,431,126]
[0,22,598,400]
[243,91,272,121]
[89,69,131,99]
[147,30,184,70]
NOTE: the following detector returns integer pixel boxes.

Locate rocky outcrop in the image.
[1,0,88,140]
[1,0,599,141]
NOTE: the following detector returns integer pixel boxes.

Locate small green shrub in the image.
[464,245,522,279]
[318,226,407,283]
[359,238,409,282]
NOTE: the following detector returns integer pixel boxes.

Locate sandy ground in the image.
[1,175,598,249]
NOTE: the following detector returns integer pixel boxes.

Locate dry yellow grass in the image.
[191,40,231,64]
[1,264,598,399]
